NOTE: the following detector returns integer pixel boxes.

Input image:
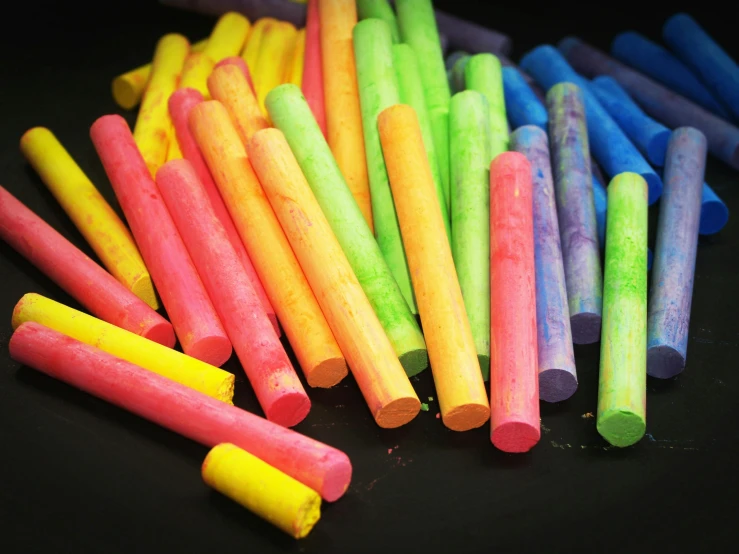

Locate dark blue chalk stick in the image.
[448,53,471,94]
[446,50,469,72]
[503,67,548,130]
[699,183,729,235]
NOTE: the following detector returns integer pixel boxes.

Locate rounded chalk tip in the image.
[265,391,312,428]
[539,369,578,403]
[306,357,348,389]
[611,30,640,53]
[19,126,52,151]
[131,275,160,311]
[556,36,581,56]
[519,44,558,70]
[445,50,470,71]
[185,335,233,368]
[319,453,353,502]
[699,199,729,235]
[570,312,602,344]
[112,78,140,111]
[647,130,671,167]
[663,12,693,34]
[141,320,176,349]
[374,396,422,429]
[597,409,646,447]
[647,344,686,379]
[643,172,664,205]
[491,421,541,453]
[442,402,490,432]
[399,348,429,378]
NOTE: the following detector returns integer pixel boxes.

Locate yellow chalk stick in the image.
[166,133,183,162]
[241,18,278,75]
[179,52,216,98]
[285,28,306,87]
[19,127,158,309]
[202,443,321,539]
[203,12,251,62]
[254,21,298,115]
[12,293,235,403]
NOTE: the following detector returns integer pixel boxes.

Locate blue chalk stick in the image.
[699,183,729,235]
[611,31,730,120]
[520,45,663,205]
[448,53,471,94]
[503,67,548,130]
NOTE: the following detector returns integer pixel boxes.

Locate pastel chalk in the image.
[302,0,327,137]
[503,67,548,130]
[448,52,470,94]
[465,53,509,158]
[432,7,511,56]
[214,56,256,93]
[357,0,401,43]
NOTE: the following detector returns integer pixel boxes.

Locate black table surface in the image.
[1,1,737,552]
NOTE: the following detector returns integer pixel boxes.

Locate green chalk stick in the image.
[597,172,648,447]
[266,84,429,376]
[449,91,492,380]
[353,19,417,314]
[357,0,401,44]
[465,53,509,159]
[392,43,451,245]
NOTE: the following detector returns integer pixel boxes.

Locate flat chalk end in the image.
[265,391,311,428]
[217,374,236,404]
[112,78,140,110]
[491,421,541,453]
[647,345,686,379]
[597,409,646,447]
[374,397,421,429]
[305,357,348,389]
[319,452,353,502]
[478,355,490,382]
[185,335,233,368]
[699,200,729,235]
[539,369,578,402]
[131,274,160,310]
[442,402,490,432]
[399,348,429,377]
[571,312,602,344]
[141,320,176,349]
[647,130,671,167]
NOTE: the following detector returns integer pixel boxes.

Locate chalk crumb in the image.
[387,448,393,454]
[435,412,440,419]
[581,412,594,419]
[420,403,429,411]
[428,396,434,401]
[541,424,551,434]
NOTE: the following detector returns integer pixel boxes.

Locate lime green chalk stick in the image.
[266,85,428,376]
[597,172,648,447]
[449,90,492,380]
[465,53,509,159]
[357,0,401,43]
[392,43,451,245]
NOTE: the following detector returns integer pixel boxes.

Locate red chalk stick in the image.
[302,0,327,137]
[489,152,541,453]
[168,88,279,336]
[0,185,174,346]
[156,160,310,427]
[214,56,256,95]
[9,322,351,501]
[90,114,231,366]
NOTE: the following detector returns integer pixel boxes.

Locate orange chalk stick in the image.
[215,56,256,94]
[303,0,327,137]
[203,12,251,63]
[241,17,277,75]
[318,0,373,232]
[248,128,420,428]
[190,101,347,388]
[179,52,216,98]
[378,105,490,431]
[254,21,298,116]
[285,28,306,87]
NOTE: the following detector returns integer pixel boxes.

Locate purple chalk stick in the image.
[510,126,577,402]
[433,9,511,56]
[159,0,307,26]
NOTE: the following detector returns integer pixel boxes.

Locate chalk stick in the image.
[393,44,451,243]
[597,172,648,448]
[699,183,729,235]
[488,152,540,451]
[319,0,373,233]
[165,0,306,27]
[379,104,490,432]
[284,28,305,87]
[178,52,216,99]
[190,101,347,388]
[90,115,231,366]
[590,162,608,249]
[499,55,547,100]
[445,50,468,72]
[357,0,401,43]
[166,129,184,162]
[204,12,251,62]
[248,128,421,427]
[354,19,417,314]
[12,294,232,402]
[503,67,548,130]
[449,53,471,94]
[433,8,512,56]
[663,14,739,122]
[611,31,730,119]
[157,160,309,426]
[558,37,739,171]
[214,56,256,94]
[449,91,491,380]
[647,128,705,379]
[546,83,603,344]
[254,20,298,115]
[396,0,452,212]
[266,85,428,376]
[9,321,350,501]
[520,44,663,204]
[510,126,577,403]
[0,185,173,345]
[241,17,276,72]
[302,0,327,137]
[19,127,157,309]
[202,443,321,539]
[465,54,509,157]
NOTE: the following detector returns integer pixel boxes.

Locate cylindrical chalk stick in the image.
[520,45,664,204]
[379,104,490,432]
[284,28,306,86]
[597,172,648,447]
[510,126,577,403]
[354,19,416,314]
[179,52,216,98]
[157,160,310,426]
[546,83,603,344]
[169,88,278,334]
[647,128,705,379]
[202,443,321,539]
[91,115,231,366]
[9,321,349,501]
[19,127,158,309]
[254,21,297,115]
[449,91,491,380]
[12,294,233,402]
[215,56,256,93]
[611,31,730,119]
[166,131,184,162]
[590,162,608,249]
[190,101,347,388]
[465,54,509,158]
[503,67,548,130]
[302,0,327,137]
[393,44,451,243]
[663,14,739,122]
[433,8,512,57]
[169,0,305,27]
[448,52,470,94]
[266,85,428,376]
[357,0,401,43]
[488,152,540,452]
[446,50,468,72]
[0,186,173,345]
[558,37,739,171]
[699,182,729,235]
[241,17,277,73]
[318,0,373,233]
[203,11,251,62]
[499,55,547,102]
[249,128,421,427]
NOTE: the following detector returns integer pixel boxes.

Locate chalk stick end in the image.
[112,77,140,111]
[647,130,671,167]
[699,199,729,235]
[643,172,664,205]
[539,368,578,402]
[185,335,233,368]
[131,274,160,311]
[374,396,422,429]
[442,402,491,432]
[305,357,348,389]
[265,391,312,428]
[140,319,176,349]
[571,312,602,344]
[647,344,686,379]
[597,409,646,447]
[399,348,429,377]
[491,421,541,453]
[319,452,353,503]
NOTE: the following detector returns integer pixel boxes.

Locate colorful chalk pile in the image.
[1,0,735,539]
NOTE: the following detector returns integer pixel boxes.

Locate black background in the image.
[1,1,737,552]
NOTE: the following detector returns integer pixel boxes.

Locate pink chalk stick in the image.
[90,115,231,366]
[302,0,327,137]
[168,88,279,335]
[0,185,174,346]
[157,160,310,427]
[489,152,541,453]
[9,322,351,501]
[214,56,256,95]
